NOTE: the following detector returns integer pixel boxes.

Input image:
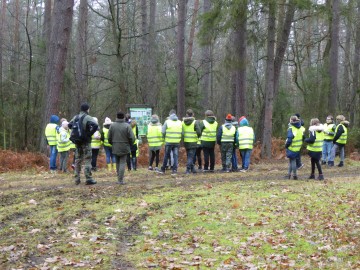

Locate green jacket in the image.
[69,111,98,144]
[108,119,135,156]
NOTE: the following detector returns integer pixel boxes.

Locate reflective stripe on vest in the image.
[147,124,163,147]
[238,126,254,149]
[288,126,303,152]
[182,121,198,143]
[307,131,324,152]
[103,127,111,147]
[335,124,347,144]
[45,123,58,146]
[57,130,71,152]
[91,132,102,148]
[201,120,218,142]
[165,120,182,143]
[221,125,236,142]
[324,123,335,140]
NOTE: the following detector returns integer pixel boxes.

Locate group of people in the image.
[285,114,349,180]
[45,102,349,185]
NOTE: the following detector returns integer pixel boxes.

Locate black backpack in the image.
[70,114,87,144]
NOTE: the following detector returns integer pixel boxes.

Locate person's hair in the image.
[336,115,345,122]
[169,109,176,115]
[117,111,125,119]
[186,109,194,117]
[205,110,214,117]
[326,115,333,120]
[310,118,320,126]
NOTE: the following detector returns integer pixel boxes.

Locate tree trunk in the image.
[75,0,88,107]
[328,0,340,112]
[140,0,148,103]
[41,0,74,152]
[177,0,186,117]
[148,0,157,106]
[261,1,276,159]
[187,0,199,64]
[342,4,351,114]
[0,0,6,149]
[200,0,212,108]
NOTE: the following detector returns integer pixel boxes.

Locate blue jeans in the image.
[161,145,179,172]
[240,149,252,170]
[104,146,116,164]
[49,145,58,170]
[322,140,333,162]
[330,144,345,162]
[231,147,238,170]
[186,148,196,171]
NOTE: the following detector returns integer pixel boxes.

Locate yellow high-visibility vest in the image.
[238,126,254,149]
[147,124,163,147]
[324,123,335,140]
[103,127,111,147]
[201,120,218,142]
[307,131,324,152]
[288,126,303,152]
[165,120,182,143]
[335,124,347,144]
[57,130,71,152]
[182,121,198,143]
[220,125,236,143]
[45,123,58,146]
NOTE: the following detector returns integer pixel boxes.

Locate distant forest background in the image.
[0,0,359,157]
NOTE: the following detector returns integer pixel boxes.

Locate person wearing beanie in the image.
[108,111,135,184]
[57,120,71,173]
[182,109,202,174]
[102,117,116,172]
[68,103,98,185]
[284,115,303,180]
[198,110,218,172]
[231,116,239,171]
[328,115,348,167]
[305,118,325,180]
[238,117,255,172]
[294,113,305,170]
[158,109,182,175]
[147,114,163,171]
[90,117,102,172]
[322,115,336,165]
[45,114,60,173]
[217,114,238,173]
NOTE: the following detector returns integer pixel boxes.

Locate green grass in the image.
[0,159,359,269]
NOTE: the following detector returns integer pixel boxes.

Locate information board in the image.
[129,107,152,136]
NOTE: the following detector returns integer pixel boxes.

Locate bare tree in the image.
[187,0,199,64]
[0,0,6,148]
[261,1,276,159]
[177,0,186,117]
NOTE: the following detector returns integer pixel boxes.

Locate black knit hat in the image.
[80,102,90,112]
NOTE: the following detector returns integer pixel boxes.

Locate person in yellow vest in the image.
[158,109,182,175]
[328,115,349,167]
[217,114,238,173]
[305,118,325,180]
[322,115,336,165]
[102,117,116,171]
[294,113,305,170]
[127,119,139,170]
[57,120,71,173]
[199,110,218,172]
[182,109,201,174]
[147,114,163,172]
[238,117,255,172]
[45,114,60,173]
[231,116,240,171]
[91,117,102,171]
[285,115,303,180]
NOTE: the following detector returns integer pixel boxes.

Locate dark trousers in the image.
[194,146,203,168]
[91,148,100,169]
[203,146,215,170]
[161,145,179,172]
[186,148,196,171]
[311,158,323,175]
[149,149,160,167]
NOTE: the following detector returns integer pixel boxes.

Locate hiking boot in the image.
[317,174,324,180]
[328,161,334,167]
[198,166,202,170]
[117,181,126,185]
[75,179,81,185]
[308,174,315,179]
[85,179,97,185]
[293,175,298,180]
[337,161,344,167]
[148,166,153,171]
[284,175,291,180]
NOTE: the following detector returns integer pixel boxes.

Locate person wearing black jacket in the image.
[328,115,349,167]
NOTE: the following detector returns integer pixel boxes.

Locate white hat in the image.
[62,121,69,128]
[103,117,112,125]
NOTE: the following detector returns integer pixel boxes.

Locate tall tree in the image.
[261,0,276,159]
[177,0,186,117]
[41,0,75,151]
[148,0,158,106]
[0,0,6,148]
[187,0,199,64]
[75,0,88,107]
[328,0,340,112]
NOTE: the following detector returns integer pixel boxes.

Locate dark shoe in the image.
[117,181,126,185]
[75,179,81,185]
[191,168,197,173]
[308,174,315,179]
[91,167,97,172]
[293,175,298,180]
[226,169,231,173]
[198,166,202,170]
[284,175,290,179]
[321,161,326,165]
[328,161,334,167]
[337,161,344,167]
[85,179,97,185]
[148,166,153,171]
[317,174,324,180]
[203,168,209,172]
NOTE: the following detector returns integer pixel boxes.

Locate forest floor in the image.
[0,154,359,269]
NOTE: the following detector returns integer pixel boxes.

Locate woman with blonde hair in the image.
[305,118,324,180]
